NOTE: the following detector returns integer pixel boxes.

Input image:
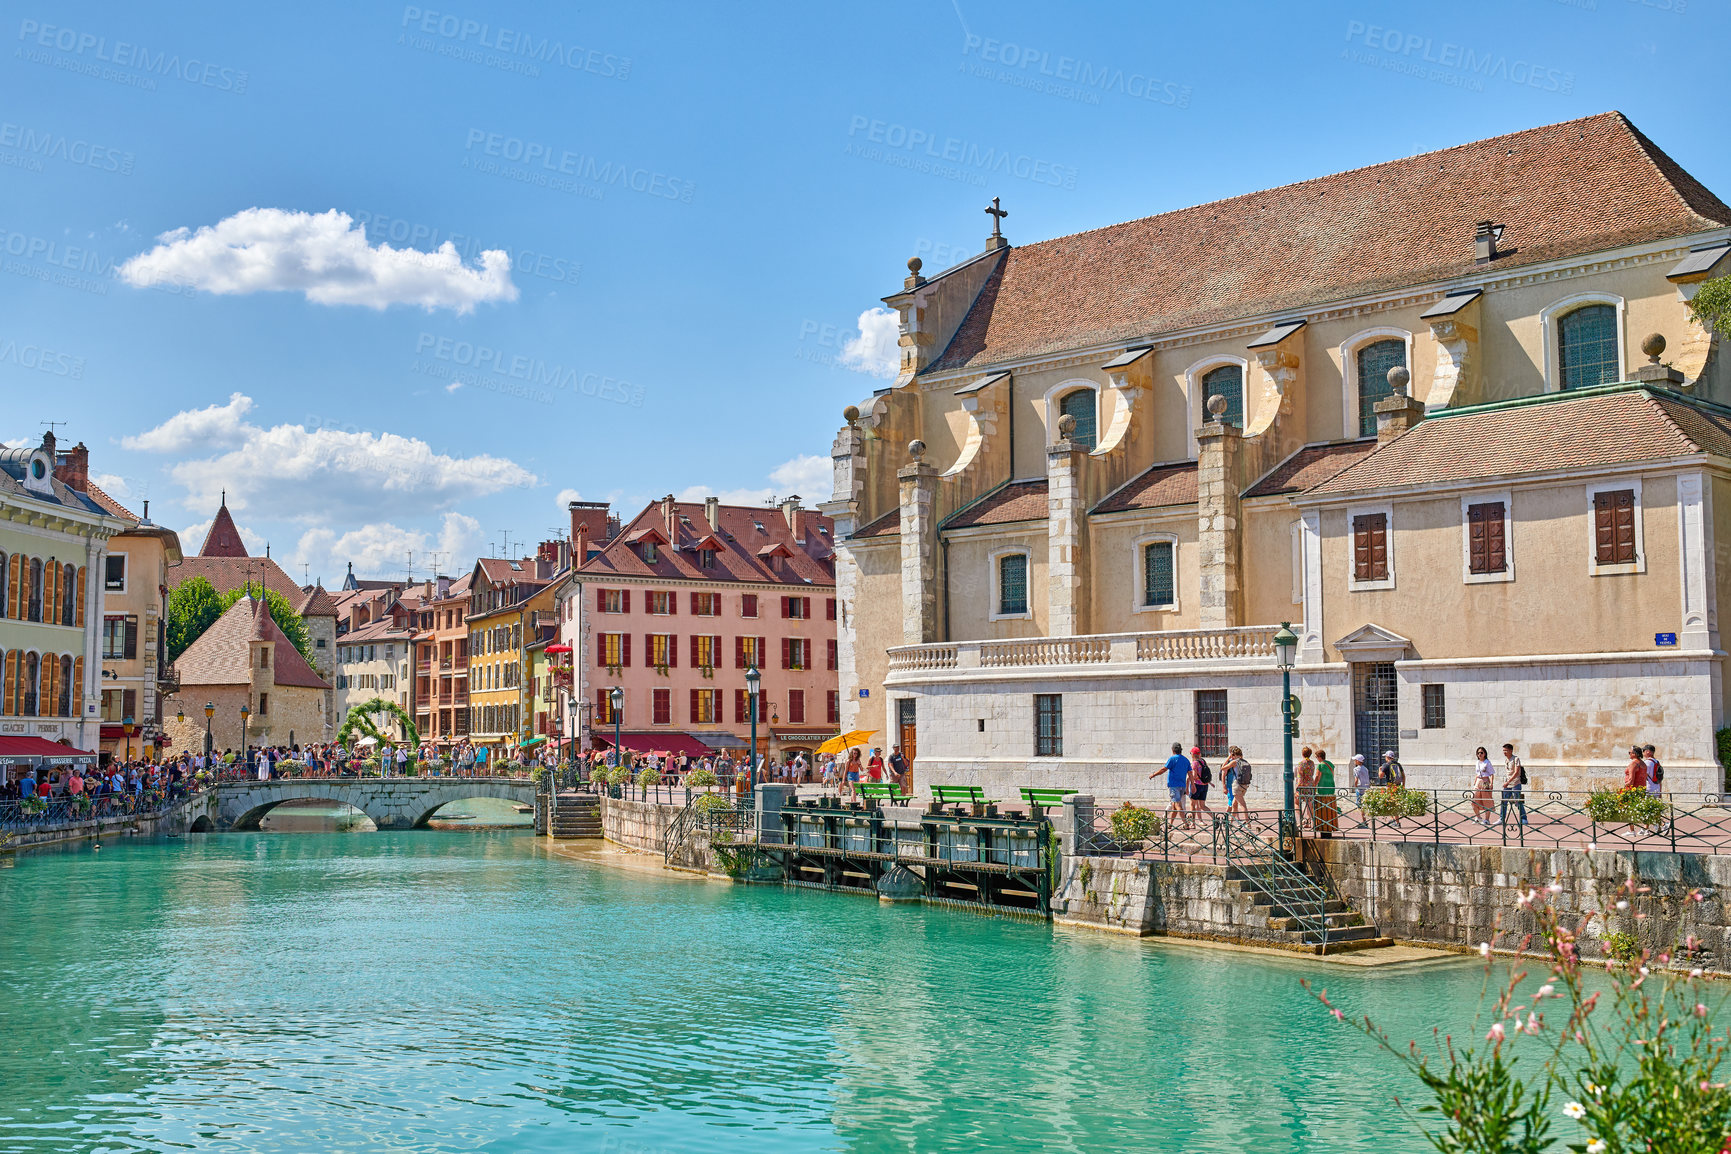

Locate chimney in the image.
[662,494,677,542]
[781,494,804,543]
[53,441,89,493]
[436,575,450,598]
[1374,366,1426,443]
[704,496,720,531]
[1474,221,1502,265]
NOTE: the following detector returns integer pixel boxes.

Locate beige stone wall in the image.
[1242,501,1303,631]
[1086,510,1197,634]
[847,538,902,737]
[944,526,1047,639]
[162,682,328,753]
[1318,473,1684,661]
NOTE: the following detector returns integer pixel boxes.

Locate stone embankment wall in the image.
[1051,857,1324,948]
[1306,839,1731,966]
[599,796,718,872]
[3,791,219,853]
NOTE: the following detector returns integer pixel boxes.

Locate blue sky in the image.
[2,0,1723,584]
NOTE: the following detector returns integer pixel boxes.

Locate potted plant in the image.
[1109,803,1161,850]
[1584,787,1665,826]
[687,768,718,789]
[1361,785,1428,818]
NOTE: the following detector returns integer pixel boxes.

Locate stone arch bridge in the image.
[201,777,536,832]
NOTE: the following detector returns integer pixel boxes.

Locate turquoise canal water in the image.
[2,830,1511,1153]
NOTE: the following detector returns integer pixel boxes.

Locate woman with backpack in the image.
[1187,746,1212,823]
[1223,747,1252,818]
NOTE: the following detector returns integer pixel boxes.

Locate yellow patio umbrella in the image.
[817,729,876,756]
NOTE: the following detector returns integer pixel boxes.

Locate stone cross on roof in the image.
[985,196,1007,238]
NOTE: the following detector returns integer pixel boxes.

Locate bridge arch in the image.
[213,778,535,831]
[406,782,537,828]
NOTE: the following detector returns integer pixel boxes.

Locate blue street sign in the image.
[859,689,870,697]
[1655,632,1678,647]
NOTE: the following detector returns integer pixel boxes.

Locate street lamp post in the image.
[203,702,214,762]
[123,715,135,762]
[240,702,251,772]
[745,666,761,794]
[1273,622,1298,849]
[609,686,624,768]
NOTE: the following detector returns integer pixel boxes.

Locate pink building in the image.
[557,495,838,760]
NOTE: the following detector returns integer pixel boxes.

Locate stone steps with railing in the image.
[549,792,601,839]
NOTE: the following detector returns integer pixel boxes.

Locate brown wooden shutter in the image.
[689,634,699,667]
[621,590,630,613]
[621,633,630,667]
[2,650,13,715]
[667,634,676,667]
[596,588,605,612]
[803,597,812,619]
[75,566,85,627]
[1593,490,1637,564]
[781,637,791,669]
[1466,502,1506,574]
[123,688,137,720]
[689,591,699,614]
[71,656,82,712]
[734,635,745,668]
[667,591,677,615]
[7,555,18,619]
[43,561,56,625]
[1353,513,1388,580]
[827,598,837,621]
[597,636,607,668]
[124,616,139,660]
[828,639,838,671]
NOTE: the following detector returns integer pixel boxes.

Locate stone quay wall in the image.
[599,795,719,872]
[3,790,219,853]
[1051,856,1325,948]
[1305,838,1731,967]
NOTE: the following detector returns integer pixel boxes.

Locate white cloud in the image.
[122,392,255,453]
[674,455,832,507]
[118,208,519,314]
[445,381,463,393]
[555,487,583,512]
[291,512,484,584]
[126,394,538,524]
[839,307,900,379]
[90,473,134,501]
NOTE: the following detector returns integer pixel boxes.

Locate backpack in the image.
[1517,765,1528,786]
[1196,758,1212,785]
[1650,759,1663,784]
[1236,762,1252,786]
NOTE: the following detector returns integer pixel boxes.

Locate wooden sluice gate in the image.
[753,793,1057,917]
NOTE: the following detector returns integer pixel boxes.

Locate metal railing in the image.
[1292,786,1728,855]
[0,783,203,832]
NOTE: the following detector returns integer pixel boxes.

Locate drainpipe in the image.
[941,537,951,642]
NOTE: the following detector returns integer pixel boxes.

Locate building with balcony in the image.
[466,547,564,754]
[826,112,1731,797]
[408,573,472,748]
[558,495,839,760]
[88,486,183,762]
[332,584,414,740]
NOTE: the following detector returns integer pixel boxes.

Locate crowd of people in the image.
[577,743,912,795]
[4,756,199,817]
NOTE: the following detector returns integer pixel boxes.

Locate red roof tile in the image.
[174,556,304,601]
[578,501,834,587]
[852,509,900,538]
[1244,441,1379,499]
[1093,462,1199,513]
[1304,386,1731,496]
[931,113,1730,372]
[294,584,340,618]
[83,481,136,521]
[198,501,248,557]
[175,595,329,690]
[945,480,1049,528]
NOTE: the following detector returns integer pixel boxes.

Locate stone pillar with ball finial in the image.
[1197,393,1244,629]
[1373,364,1426,444]
[1047,412,1090,637]
[898,438,941,644]
[1634,332,1687,390]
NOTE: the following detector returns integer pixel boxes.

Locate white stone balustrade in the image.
[886,626,1278,676]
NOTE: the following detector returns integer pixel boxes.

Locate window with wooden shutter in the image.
[781,637,791,669]
[735,635,746,668]
[652,689,670,725]
[827,690,840,725]
[788,689,805,724]
[1353,513,1388,581]
[741,593,757,618]
[734,688,747,723]
[828,638,838,671]
[76,566,85,627]
[124,616,138,660]
[1594,490,1637,564]
[826,598,837,621]
[1467,502,1506,574]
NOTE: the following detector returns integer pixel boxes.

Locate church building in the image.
[823,112,1731,797]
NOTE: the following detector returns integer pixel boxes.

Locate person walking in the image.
[1154,743,1191,830]
[1471,747,1496,825]
[888,746,909,793]
[1224,747,1252,818]
[1295,747,1317,831]
[1624,746,1648,793]
[1351,754,1370,807]
[1187,748,1212,824]
[1642,744,1664,798]
[1314,748,1338,837]
[1500,743,1528,827]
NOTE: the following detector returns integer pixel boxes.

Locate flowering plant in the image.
[1583,787,1666,826]
[1362,785,1429,818]
[1309,879,1731,1153]
[1109,803,1161,845]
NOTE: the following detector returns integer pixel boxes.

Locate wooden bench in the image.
[858,782,912,803]
[931,785,992,806]
[1019,787,1077,808]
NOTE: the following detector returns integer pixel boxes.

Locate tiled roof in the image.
[578,501,835,587]
[930,113,1731,372]
[198,502,248,557]
[174,555,304,601]
[944,480,1048,528]
[294,584,340,618]
[1244,440,1379,499]
[1303,386,1731,497]
[83,482,137,521]
[852,509,900,538]
[1093,462,1199,513]
[175,596,329,690]
[0,449,110,519]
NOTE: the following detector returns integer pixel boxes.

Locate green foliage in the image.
[1363,785,1429,818]
[166,576,224,661]
[1601,931,1640,962]
[217,586,314,663]
[336,698,421,748]
[1584,787,1665,825]
[1719,727,1731,790]
[693,793,732,818]
[1686,273,1731,338]
[1109,803,1160,844]
[687,768,718,788]
[636,766,661,789]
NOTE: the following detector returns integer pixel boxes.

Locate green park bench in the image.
[931,785,993,806]
[858,782,913,803]
[1019,787,1078,809]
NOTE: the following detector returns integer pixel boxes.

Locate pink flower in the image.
[1548,882,1564,894]
[1697,1004,1709,1018]
[1536,984,1556,998]
[1331,1009,1344,1021]
[1487,1022,1506,1042]
[1479,942,1492,959]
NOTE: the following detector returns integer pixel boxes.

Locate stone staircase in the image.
[1225,863,1392,955]
[548,792,602,839]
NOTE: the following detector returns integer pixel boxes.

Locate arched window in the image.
[23,651,38,716]
[26,558,42,622]
[41,656,57,722]
[61,564,75,625]
[1202,365,1243,428]
[1356,339,1408,437]
[58,655,72,716]
[1559,304,1620,390]
[1058,389,1098,451]
[1,650,15,715]
[19,559,34,624]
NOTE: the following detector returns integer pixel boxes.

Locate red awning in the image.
[0,735,96,764]
[545,644,572,654]
[610,731,714,757]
